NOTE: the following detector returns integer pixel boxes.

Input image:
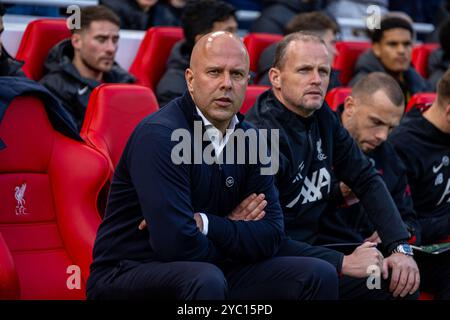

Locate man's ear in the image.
[445,103,450,124]
[71,33,82,50]
[344,95,355,116]
[372,42,381,58]
[269,67,281,89]
[185,68,194,93]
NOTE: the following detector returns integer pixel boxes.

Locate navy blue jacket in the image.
[245,90,410,253]
[318,105,418,246]
[390,107,450,244]
[0,77,81,150]
[90,92,287,270]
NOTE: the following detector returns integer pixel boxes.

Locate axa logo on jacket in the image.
[286,167,331,208]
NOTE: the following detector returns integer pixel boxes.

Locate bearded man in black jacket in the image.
[40,5,135,132]
[245,32,420,299]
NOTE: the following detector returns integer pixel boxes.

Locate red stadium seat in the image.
[325,87,352,111]
[405,92,436,113]
[241,85,269,115]
[81,84,159,173]
[0,232,19,299]
[0,96,109,299]
[129,27,183,90]
[333,41,371,86]
[15,19,71,80]
[243,33,283,73]
[411,43,440,78]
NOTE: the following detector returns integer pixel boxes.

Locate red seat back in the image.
[15,19,71,80]
[80,84,159,173]
[405,92,436,113]
[411,43,440,78]
[333,41,371,86]
[325,87,352,111]
[243,33,283,73]
[241,85,269,115]
[129,27,184,90]
[0,232,20,299]
[0,96,109,299]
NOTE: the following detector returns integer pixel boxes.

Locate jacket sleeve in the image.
[206,130,285,262]
[331,113,410,251]
[389,159,422,244]
[128,123,225,263]
[391,143,450,244]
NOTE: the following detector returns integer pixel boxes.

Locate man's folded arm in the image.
[206,150,285,261]
[129,124,224,262]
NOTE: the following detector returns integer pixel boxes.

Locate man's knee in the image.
[275,257,339,300]
[304,258,339,299]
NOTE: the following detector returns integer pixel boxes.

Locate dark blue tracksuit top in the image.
[89,91,286,276]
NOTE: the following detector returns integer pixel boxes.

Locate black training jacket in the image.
[390,107,450,244]
[245,89,410,252]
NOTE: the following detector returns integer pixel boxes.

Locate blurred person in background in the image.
[156,0,238,106]
[40,6,135,131]
[0,4,24,77]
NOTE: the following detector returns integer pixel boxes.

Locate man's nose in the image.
[397,44,407,55]
[105,39,117,53]
[375,128,389,143]
[221,72,232,89]
[311,70,322,85]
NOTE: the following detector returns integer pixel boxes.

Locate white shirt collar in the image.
[195,106,239,130]
[195,106,240,157]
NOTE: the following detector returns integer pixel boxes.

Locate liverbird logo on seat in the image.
[15,183,27,215]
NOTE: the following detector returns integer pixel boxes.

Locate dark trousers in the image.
[416,252,450,300]
[339,275,419,300]
[87,242,339,300]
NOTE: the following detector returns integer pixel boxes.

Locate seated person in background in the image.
[40,5,135,132]
[249,0,323,35]
[349,16,430,101]
[318,72,421,296]
[100,0,180,30]
[428,18,450,91]
[87,31,339,300]
[0,4,25,77]
[156,0,237,107]
[165,0,187,24]
[389,69,450,299]
[245,33,419,299]
[257,11,341,90]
